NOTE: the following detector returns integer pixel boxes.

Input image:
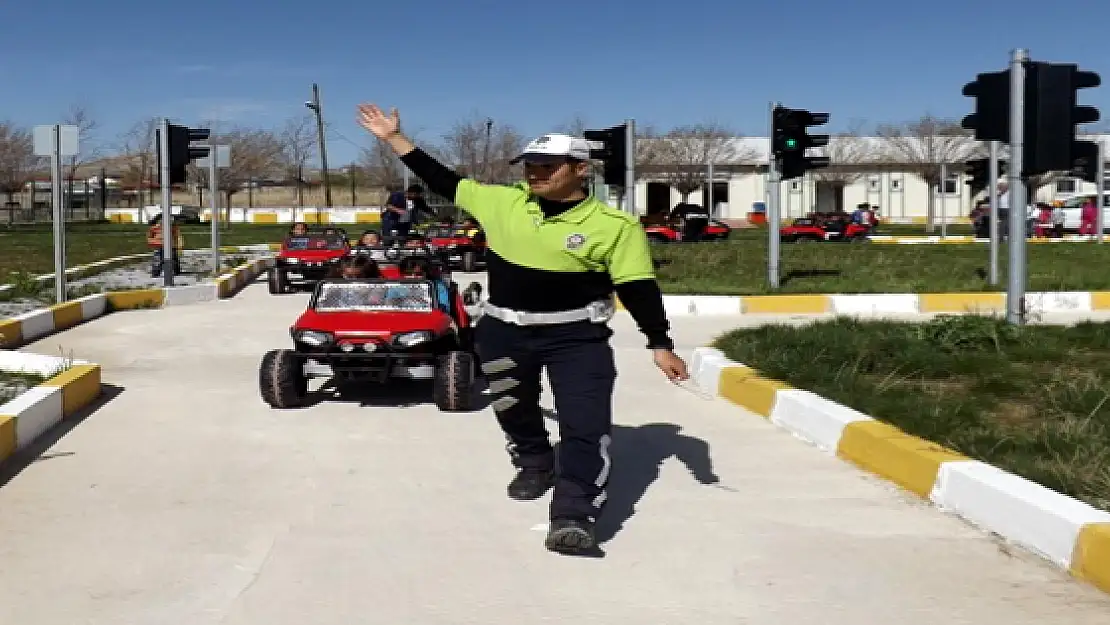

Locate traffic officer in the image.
[357,103,689,555]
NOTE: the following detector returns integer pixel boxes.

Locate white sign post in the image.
[196,145,231,272]
[33,125,80,303]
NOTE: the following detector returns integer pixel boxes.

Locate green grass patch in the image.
[0,222,289,277]
[0,370,47,404]
[713,315,1110,510]
[654,230,1110,294]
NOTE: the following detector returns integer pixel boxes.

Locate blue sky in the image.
[2,0,1107,166]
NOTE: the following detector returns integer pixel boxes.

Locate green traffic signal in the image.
[784,138,797,149]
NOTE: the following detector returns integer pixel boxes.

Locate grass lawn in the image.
[0,222,291,277]
[654,228,1110,294]
[713,315,1110,511]
[0,370,47,404]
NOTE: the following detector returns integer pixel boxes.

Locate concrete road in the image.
[1,275,1108,624]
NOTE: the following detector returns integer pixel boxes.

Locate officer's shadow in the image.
[542,410,721,546]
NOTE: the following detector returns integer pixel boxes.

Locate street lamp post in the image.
[305,83,333,215]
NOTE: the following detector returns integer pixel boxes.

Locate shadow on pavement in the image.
[300,376,492,411]
[542,410,721,548]
[0,383,125,490]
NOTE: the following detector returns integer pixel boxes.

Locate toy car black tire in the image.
[433,350,474,412]
[259,349,308,408]
[268,268,288,294]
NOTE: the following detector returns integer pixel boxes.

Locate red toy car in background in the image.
[268,228,351,293]
[780,215,872,243]
[422,224,487,272]
[641,203,731,243]
[258,276,477,412]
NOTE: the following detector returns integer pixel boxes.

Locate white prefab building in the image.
[625,134,1110,224]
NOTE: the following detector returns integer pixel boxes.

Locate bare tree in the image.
[552,114,590,137]
[358,140,404,190]
[61,105,98,187]
[435,113,527,184]
[208,126,285,219]
[638,123,755,200]
[279,114,317,208]
[114,117,160,205]
[0,121,41,207]
[876,114,982,231]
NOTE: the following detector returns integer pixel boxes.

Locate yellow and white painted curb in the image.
[617,290,1110,316]
[0,257,273,349]
[869,234,1110,244]
[690,346,1110,596]
[0,351,102,466]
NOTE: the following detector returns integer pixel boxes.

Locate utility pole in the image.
[306,83,333,211]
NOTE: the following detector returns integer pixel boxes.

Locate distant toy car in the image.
[641,205,731,243]
[268,229,351,293]
[259,277,476,411]
[422,224,487,272]
[780,217,871,243]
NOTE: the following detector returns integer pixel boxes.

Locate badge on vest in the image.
[565,233,586,250]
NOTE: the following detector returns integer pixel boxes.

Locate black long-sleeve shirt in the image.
[399,147,674,350]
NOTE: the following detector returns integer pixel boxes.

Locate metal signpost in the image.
[707,160,714,216]
[1098,140,1106,243]
[988,140,1000,285]
[197,145,231,273]
[1007,49,1029,325]
[624,118,636,215]
[767,101,781,289]
[939,162,948,238]
[33,124,79,304]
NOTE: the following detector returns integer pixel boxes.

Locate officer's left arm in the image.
[606,222,675,351]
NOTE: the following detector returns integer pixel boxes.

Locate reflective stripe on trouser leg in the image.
[474,316,552,470]
[541,324,617,521]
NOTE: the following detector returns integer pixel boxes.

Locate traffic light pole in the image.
[988,140,1000,285]
[160,118,175,287]
[210,145,220,273]
[940,162,948,238]
[1098,140,1105,243]
[624,118,636,215]
[1007,49,1029,324]
[768,100,781,289]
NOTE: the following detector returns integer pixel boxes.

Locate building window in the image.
[789,180,801,192]
[1056,178,1077,194]
[937,176,958,195]
[890,176,903,192]
[867,176,881,191]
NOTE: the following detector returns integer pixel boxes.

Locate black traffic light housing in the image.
[157,123,211,185]
[584,124,628,186]
[964,157,1008,195]
[1023,63,1100,176]
[772,106,831,181]
[961,71,1011,142]
[1071,140,1100,183]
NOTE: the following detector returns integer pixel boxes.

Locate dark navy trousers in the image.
[474,315,617,522]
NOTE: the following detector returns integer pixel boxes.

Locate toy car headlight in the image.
[385,248,401,261]
[293,329,333,346]
[393,331,432,347]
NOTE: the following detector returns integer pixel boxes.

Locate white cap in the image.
[510,133,592,164]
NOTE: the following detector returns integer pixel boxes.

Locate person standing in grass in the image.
[147,214,183,277]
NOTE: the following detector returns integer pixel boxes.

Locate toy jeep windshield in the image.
[423,225,486,272]
[269,232,351,294]
[258,277,476,411]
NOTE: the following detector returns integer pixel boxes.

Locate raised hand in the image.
[356,103,401,139]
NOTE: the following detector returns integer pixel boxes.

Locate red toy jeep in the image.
[641,205,731,243]
[268,228,351,294]
[258,276,476,411]
[422,224,487,272]
[780,216,871,243]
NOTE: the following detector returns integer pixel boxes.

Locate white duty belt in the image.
[480,298,615,326]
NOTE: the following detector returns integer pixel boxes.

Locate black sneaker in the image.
[544,518,596,555]
[506,468,554,501]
